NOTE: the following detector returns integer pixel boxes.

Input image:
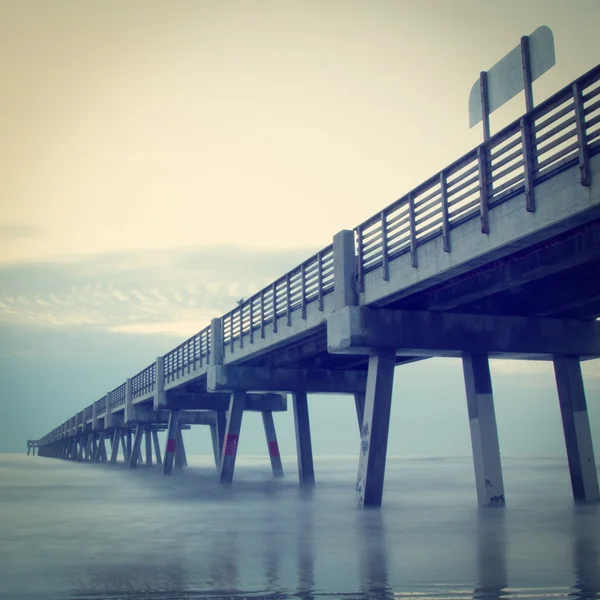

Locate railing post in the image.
[209,318,224,366]
[573,81,591,187]
[154,356,166,410]
[286,273,292,326]
[301,263,307,319]
[239,304,244,349]
[124,378,134,424]
[92,401,98,432]
[317,251,325,309]
[260,290,265,339]
[105,392,112,429]
[333,230,358,310]
[249,298,254,343]
[440,171,451,252]
[477,146,490,234]
[521,116,536,212]
[355,226,364,292]
[380,210,389,280]
[408,194,418,267]
[272,283,278,333]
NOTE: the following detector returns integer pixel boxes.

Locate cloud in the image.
[0,244,315,337]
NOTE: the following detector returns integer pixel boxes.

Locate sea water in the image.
[0,454,598,599]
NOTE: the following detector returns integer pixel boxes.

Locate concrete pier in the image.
[110,430,120,464]
[128,425,144,469]
[553,356,599,502]
[219,392,245,483]
[463,354,505,507]
[355,352,395,509]
[293,392,315,486]
[262,411,284,478]
[145,429,153,466]
[152,430,162,465]
[163,410,181,475]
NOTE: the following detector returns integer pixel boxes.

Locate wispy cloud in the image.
[0,244,314,337]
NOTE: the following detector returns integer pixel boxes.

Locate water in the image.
[0,454,598,599]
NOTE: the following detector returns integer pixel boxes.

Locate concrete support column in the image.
[77,434,89,461]
[84,435,93,461]
[219,392,246,483]
[293,392,315,486]
[93,432,106,463]
[354,392,366,431]
[128,424,145,469]
[91,434,98,461]
[355,352,395,509]
[463,354,505,508]
[120,432,128,463]
[210,424,220,471]
[163,410,181,475]
[174,428,187,468]
[145,429,153,466]
[553,356,599,502]
[262,411,284,478]
[110,430,120,463]
[152,430,162,465]
[126,431,132,462]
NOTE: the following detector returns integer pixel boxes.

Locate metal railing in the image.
[34,64,600,446]
[110,383,127,409]
[222,245,335,352]
[355,64,600,284]
[96,396,106,414]
[132,362,156,398]
[164,325,211,384]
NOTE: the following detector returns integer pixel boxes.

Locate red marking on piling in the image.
[166,439,177,453]
[224,434,239,457]
[268,441,280,458]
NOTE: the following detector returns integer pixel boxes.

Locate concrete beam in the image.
[207,365,367,394]
[168,390,287,412]
[327,306,600,358]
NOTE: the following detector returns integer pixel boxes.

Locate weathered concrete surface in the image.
[327,306,600,358]
[207,366,366,394]
[463,354,505,507]
[553,356,599,502]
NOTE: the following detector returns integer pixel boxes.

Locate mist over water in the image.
[0,454,598,600]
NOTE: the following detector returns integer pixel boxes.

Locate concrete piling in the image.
[355,352,395,509]
[553,356,599,502]
[463,353,505,508]
[262,411,284,478]
[219,392,246,483]
[293,392,315,486]
[163,410,181,475]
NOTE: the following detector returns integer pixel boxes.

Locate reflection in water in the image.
[572,508,600,600]
[4,456,599,599]
[209,530,239,593]
[70,559,188,598]
[358,510,393,600]
[297,499,315,598]
[474,511,507,600]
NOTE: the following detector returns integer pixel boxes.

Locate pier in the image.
[31,64,600,508]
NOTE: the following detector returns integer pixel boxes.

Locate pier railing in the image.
[355,65,600,284]
[38,64,600,443]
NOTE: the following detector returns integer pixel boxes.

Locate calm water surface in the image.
[0,454,598,599]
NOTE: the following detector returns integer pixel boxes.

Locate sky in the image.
[1,0,599,462]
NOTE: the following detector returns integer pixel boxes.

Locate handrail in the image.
[33,63,600,445]
[355,63,600,279]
